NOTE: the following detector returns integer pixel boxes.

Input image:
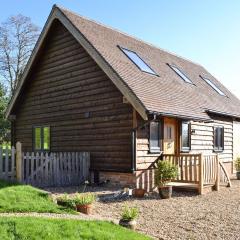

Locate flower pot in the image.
[236,172,240,180]
[158,186,172,199]
[76,204,92,214]
[119,219,137,230]
[133,188,146,198]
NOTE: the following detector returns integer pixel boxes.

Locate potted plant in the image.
[235,158,240,180]
[119,206,139,230]
[56,193,75,209]
[133,188,146,198]
[73,193,96,214]
[155,160,178,199]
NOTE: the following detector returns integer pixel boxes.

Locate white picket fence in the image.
[0,143,90,187]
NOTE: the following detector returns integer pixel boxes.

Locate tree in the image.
[0,83,10,143]
[0,14,40,96]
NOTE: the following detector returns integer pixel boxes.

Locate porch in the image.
[162,153,231,194]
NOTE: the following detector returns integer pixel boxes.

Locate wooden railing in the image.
[162,153,231,194]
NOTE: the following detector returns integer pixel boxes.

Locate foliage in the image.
[0,217,151,240]
[155,160,178,186]
[235,157,240,171]
[73,193,96,205]
[0,179,75,213]
[0,14,40,96]
[121,206,139,221]
[0,83,10,143]
[56,193,75,209]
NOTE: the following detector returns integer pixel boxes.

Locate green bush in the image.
[235,157,240,172]
[155,160,178,187]
[121,206,139,221]
[73,193,96,205]
[56,193,75,209]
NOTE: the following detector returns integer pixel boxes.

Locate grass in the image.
[0,180,74,213]
[0,217,151,240]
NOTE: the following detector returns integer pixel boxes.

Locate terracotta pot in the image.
[236,172,240,180]
[76,204,92,214]
[133,188,146,198]
[119,219,137,230]
[158,186,172,199]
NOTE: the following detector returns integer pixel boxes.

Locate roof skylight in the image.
[119,46,157,75]
[201,76,226,96]
[169,64,193,84]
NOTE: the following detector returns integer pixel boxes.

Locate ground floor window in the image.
[33,126,50,151]
[214,126,224,151]
[149,121,162,153]
[181,121,191,152]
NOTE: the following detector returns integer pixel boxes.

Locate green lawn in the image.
[0,217,151,240]
[0,180,74,213]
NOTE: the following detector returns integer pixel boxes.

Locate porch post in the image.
[16,142,23,182]
[215,154,220,191]
[198,153,204,195]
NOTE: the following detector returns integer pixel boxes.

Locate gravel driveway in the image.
[48,180,240,240]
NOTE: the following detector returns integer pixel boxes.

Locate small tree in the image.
[0,14,40,96]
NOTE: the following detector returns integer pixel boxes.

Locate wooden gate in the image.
[21,151,90,187]
[0,146,16,180]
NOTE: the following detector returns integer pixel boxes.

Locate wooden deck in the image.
[163,153,231,194]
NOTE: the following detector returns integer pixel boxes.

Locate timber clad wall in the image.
[191,116,233,163]
[13,20,133,172]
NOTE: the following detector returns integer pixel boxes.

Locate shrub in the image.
[56,193,75,209]
[121,206,139,221]
[155,160,178,187]
[235,158,240,172]
[74,193,96,205]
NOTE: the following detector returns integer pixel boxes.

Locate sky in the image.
[1,0,240,98]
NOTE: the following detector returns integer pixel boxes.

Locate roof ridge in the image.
[55,4,204,68]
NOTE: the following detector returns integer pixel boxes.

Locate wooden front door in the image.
[163,118,178,154]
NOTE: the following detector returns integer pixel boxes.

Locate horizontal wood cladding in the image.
[135,113,161,170]
[190,116,233,162]
[13,20,133,172]
[135,114,234,170]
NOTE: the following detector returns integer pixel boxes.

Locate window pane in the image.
[150,122,161,152]
[35,127,41,150]
[214,127,224,150]
[120,47,157,75]
[43,127,50,150]
[202,77,226,96]
[182,122,190,149]
[170,65,193,84]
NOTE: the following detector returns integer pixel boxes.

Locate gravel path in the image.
[1,181,240,239]
[91,181,240,240]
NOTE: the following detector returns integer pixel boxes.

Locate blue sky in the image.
[1,1,240,98]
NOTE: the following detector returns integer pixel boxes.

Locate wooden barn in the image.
[6,5,240,192]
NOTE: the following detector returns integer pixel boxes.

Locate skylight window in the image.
[168,64,193,84]
[201,76,226,96]
[119,46,157,75]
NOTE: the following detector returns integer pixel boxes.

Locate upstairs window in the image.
[149,121,162,153]
[33,126,50,151]
[201,76,226,96]
[181,121,191,152]
[214,126,224,151]
[119,46,157,75]
[168,64,193,84]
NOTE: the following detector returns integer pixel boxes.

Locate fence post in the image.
[16,142,22,182]
[198,153,204,195]
[215,154,220,191]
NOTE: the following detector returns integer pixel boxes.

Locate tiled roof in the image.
[59,6,240,120]
[6,5,240,121]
